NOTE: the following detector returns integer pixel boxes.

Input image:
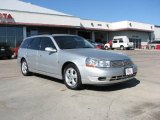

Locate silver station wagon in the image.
[18,34,137,90]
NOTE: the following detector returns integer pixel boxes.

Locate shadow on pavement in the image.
[84,78,140,91]
[33,73,64,84]
[33,73,140,91]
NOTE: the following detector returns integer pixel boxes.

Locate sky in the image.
[22,0,160,25]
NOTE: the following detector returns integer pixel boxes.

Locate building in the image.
[0,0,155,49]
[153,26,160,40]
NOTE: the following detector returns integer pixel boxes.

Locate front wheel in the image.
[104,46,109,50]
[63,64,82,90]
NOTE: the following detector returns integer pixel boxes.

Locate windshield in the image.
[53,36,95,49]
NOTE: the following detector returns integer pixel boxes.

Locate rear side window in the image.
[151,41,156,44]
[29,37,41,50]
[40,37,56,51]
[113,40,117,43]
[20,38,32,48]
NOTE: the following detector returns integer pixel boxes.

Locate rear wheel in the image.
[120,45,125,50]
[63,64,82,90]
[21,59,31,76]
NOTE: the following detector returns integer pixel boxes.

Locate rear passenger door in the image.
[37,37,59,75]
[26,37,41,70]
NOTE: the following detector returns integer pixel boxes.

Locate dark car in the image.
[0,43,12,59]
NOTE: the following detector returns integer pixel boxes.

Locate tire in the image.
[120,45,125,50]
[151,46,155,49]
[104,46,108,50]
[8,56,11,59]
[63,64,82,90]
[21,59,31,76]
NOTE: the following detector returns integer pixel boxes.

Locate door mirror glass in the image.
[45,47,57,52]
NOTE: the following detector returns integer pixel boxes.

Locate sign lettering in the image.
[0,13,14,23]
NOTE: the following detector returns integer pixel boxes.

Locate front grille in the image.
[111,59,133,68]
[110,72,137,81]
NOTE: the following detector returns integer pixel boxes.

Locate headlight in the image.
[86,57,110,68]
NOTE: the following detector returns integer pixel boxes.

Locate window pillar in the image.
[92,31,95,42]
[23,26,27,40]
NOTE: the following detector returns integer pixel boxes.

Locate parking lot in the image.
[0,50,160,120]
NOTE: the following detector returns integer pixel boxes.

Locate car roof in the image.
[25,34,77,39]
[52,34,77,37]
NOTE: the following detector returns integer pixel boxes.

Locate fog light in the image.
[98,77,106,81]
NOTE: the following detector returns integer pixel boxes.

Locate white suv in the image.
[112,36,134,50]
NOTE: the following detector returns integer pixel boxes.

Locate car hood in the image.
[62,48,129,60]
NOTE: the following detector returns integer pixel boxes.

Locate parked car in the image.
[18,34,137,90]
[0,43,12,59]
[104,36,134,50]
[148,40,160,49]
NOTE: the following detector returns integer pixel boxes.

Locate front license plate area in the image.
[125,68,133,75]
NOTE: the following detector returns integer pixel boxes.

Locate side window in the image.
[20,38,32,49]
[155,41,160,44]
[113,40,117,43]
[119,38,123,43]
[151,41,157,44]
[40,37,56,51]
[29,37,41,50]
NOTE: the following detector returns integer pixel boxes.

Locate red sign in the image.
[0,13,14,23]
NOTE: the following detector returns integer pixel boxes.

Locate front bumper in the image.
[81,65,137,85]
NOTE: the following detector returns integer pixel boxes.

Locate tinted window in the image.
[40,37,56,51]
[20,38,32,48]
[119,39,123,43]
[155,41,160,44]
[151,41,160,44]
[29,38,41,50]
[113,40,117,43]
[54,36,94,49]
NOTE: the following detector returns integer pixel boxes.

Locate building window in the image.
[0,25,23,48]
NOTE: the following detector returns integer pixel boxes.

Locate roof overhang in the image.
[0,9,81,28]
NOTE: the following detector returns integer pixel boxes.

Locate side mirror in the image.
[45,47,57,53]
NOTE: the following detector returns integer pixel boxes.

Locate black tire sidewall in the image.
[63,64,82,90]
